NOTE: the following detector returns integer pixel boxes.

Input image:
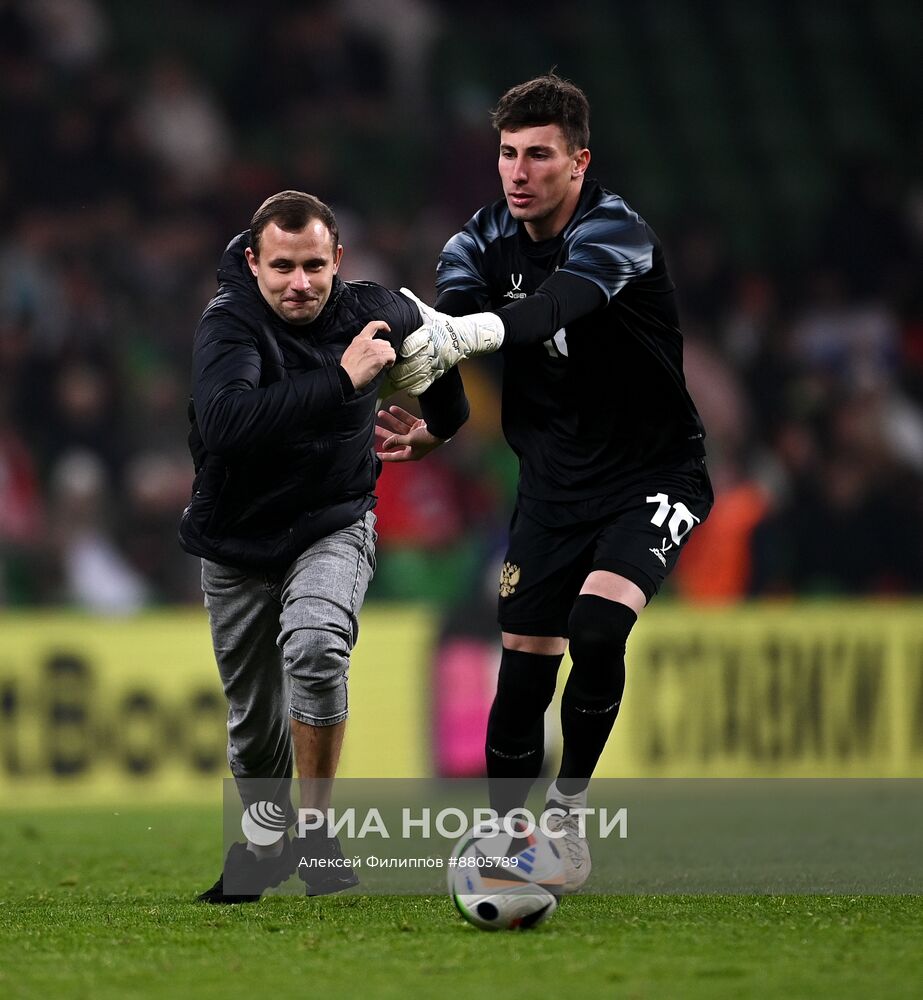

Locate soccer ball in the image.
[448,823,564,931]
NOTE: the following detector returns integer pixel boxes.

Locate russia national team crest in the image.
[499,562,521,597]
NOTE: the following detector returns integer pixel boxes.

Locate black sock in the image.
[485,648,562,815]
[557,597,636,796]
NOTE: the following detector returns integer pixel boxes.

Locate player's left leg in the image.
[545,574,644,890]
[556,573,645,794]
[548,457,713,890]
[278,510,377,895]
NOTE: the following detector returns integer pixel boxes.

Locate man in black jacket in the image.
[183,191,468,903]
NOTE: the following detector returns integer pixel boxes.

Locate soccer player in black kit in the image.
[378,74,712,891]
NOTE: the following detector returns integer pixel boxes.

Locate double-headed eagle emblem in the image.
[499,562,521,597]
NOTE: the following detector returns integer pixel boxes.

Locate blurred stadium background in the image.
[1,0,922,802]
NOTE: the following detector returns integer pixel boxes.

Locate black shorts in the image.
[497,457,713,637]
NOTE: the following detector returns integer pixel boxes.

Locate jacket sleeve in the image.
[193,310,355,457]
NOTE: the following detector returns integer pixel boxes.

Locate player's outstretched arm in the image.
[375,404,446,462]
[391,288,505,396]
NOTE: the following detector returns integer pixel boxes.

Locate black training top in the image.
[434,179,705,502]
[179,231,468,570]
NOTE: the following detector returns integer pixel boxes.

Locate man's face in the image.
[498,124,590,241]
[245,220,343,325]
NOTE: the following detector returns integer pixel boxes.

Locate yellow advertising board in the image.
[598,602,923,777]
[0,602,921,806]
[0,608,434,806]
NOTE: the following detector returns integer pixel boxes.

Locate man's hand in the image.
[391,289,505,396]
[340,321,396,391]
[375,404,445,462]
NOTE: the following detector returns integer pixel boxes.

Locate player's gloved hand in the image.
[392,288,505,396]
[388,321,436,396]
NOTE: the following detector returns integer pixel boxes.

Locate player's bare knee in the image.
[502,632,567,656]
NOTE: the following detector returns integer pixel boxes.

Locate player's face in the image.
[245,220,343,325]
[498,125,590,241]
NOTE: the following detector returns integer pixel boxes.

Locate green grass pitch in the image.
[1,805,921,999]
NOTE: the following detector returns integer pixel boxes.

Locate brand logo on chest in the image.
[503,273,527,299]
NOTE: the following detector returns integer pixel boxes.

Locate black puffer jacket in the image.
[179,232,468,571]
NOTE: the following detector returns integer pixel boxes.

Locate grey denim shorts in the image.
[202,510,377,750]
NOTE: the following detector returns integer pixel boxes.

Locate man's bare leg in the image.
[291,718,345,813]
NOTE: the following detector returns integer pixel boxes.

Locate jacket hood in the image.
[216,231,254,294]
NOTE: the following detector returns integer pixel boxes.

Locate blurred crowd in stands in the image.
[1,0,921,611]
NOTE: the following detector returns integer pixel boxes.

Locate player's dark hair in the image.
[490,73,590,151]
[249,190,339,258]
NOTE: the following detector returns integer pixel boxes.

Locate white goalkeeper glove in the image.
[391,288,505,396]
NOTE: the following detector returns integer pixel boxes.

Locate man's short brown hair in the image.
[249,191,339,258]
[490,73,590,152]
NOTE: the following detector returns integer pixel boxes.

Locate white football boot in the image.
[543,781,592,892]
